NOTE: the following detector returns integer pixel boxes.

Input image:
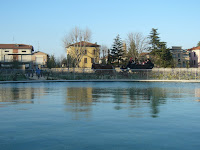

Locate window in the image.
[194,60,196,65]
[4,51,9,52]
[84,50,87,55]
[22,51,26,52]
[91,58,94,63]
[84,58,87,63]
[93,50,96,55]
[183,54,188,58]
[13,49,18,53]
[189,53,191,57]
[178,53,180,57]
[194,52,196,57]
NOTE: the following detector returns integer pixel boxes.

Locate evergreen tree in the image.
[149,28,160,51]
[66,54,76,68]
[197,41,200,47]
[110,35,125,66]
[160,42,173,67]
[61,57,67,67]
[47,55,56,68]
[149,28,173,68]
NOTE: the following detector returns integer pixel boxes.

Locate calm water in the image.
[0,82,200,150]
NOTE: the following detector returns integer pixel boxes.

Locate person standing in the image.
[36,68,41,79]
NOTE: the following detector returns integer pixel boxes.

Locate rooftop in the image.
[171,46,182,50]
[67,41,100,48]
[0,44,34,51]
[188,46,200,51]
[33,51,48,55]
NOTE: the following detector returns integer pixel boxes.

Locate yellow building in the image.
[66,41,100,68]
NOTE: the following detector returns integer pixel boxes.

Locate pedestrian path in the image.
[28,74,46,80]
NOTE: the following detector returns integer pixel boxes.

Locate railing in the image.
[1,68,200,81]
[42,68,200,80]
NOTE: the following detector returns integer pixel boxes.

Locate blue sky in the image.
[1,0,200,58]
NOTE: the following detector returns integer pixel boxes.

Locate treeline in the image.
[106,28,173,68]
[47,28,199,68]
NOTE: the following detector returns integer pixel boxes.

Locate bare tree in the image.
[83,27,92,42]
[100,45,108,64]
[63,27,92,67]
[100,45,108,58]
[126,32,149,61]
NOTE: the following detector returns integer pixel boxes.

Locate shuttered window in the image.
[84,58,87,63]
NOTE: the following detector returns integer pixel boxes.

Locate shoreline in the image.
[0,79,200,84]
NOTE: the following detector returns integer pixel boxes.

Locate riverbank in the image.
[1,68,200,82]
[1,79,200,84]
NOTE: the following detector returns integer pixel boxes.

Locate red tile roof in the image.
[188,46,200,51]
[67,41,100,48]
[0,44,34,50]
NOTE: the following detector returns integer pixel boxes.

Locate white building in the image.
[188,46,200,68]
[170,46,189,68]
[32,51,48,68]
[0,44,34,68]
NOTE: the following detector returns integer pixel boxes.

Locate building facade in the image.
[170,46,189,68]
[0,44,34,68]
[32,51,48,68]
[188,46,200,68]
[0,44,48,69]
[66,41,100,68]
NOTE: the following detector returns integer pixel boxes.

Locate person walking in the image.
[36,68,41,79]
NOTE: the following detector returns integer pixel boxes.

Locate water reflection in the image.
[0,86,48,105]
[92,87,167,118]
[0,83,199,150]
[195,88,200,97]
[65,87,93,119]
[0,83,196,119]
[65,86,181,118]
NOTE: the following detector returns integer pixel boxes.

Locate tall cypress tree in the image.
[110,34,125,66]
[149,28,160,52]
[149,28,173,68]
